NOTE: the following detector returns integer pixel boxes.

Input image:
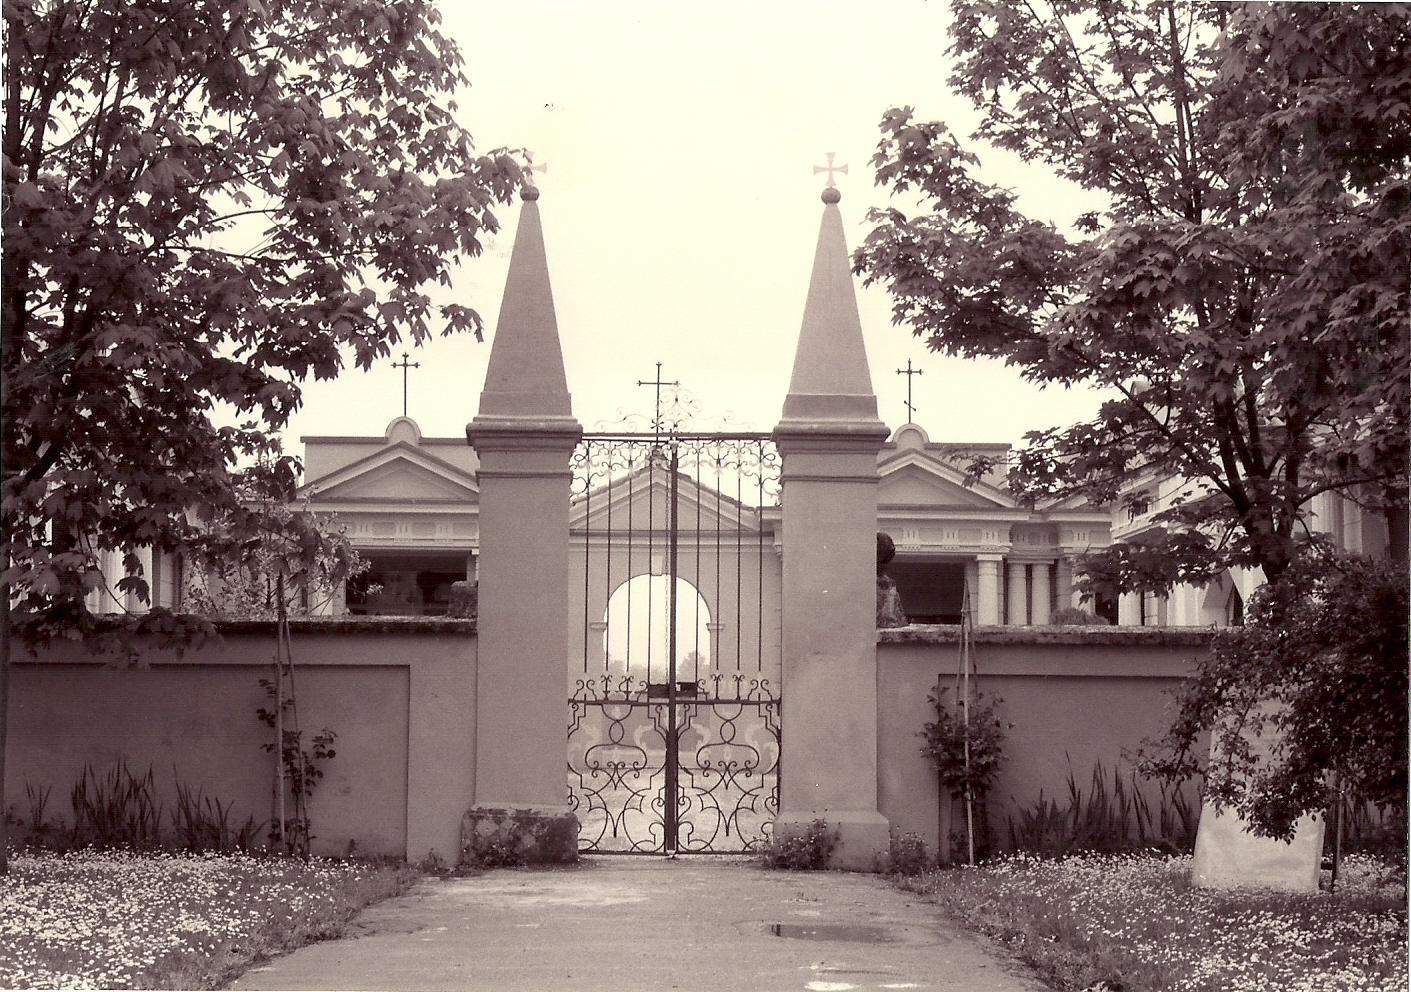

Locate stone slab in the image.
[1191,805,1324,892]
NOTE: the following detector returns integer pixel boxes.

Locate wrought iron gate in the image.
[567,432,782,853]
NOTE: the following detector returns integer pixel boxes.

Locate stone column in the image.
[773,184,892,870]
[974,555,1002,625]
[1054,558,1075,611]
[1006,560,1028,625]
[1118,591,1142,626]
[463,184,582,864]
[1031,561,1052,625]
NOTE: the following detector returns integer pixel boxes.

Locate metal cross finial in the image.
[897,359,924,421]
[813,151,848,188]
[392,352,420,417]
[637,362,680,439]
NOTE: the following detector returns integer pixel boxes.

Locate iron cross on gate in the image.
[638,361,680,439]
[897,359,923,421]
[392,352,420,417]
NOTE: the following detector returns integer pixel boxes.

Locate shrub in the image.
[761,819,837,870]
[880,830,932,875]
[1050,607,1108,625]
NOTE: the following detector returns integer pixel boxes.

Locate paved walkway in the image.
[231,856,1047,992]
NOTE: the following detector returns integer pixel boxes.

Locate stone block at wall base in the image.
[1191,804,1323,892]
[461,805,579,866]
[775,809,890,872]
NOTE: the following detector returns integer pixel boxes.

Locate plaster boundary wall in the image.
[877,625,1212,862]
[6,618,477,863]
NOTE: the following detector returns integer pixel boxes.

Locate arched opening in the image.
[602,574,712,685]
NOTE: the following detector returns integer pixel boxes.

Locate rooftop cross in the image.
[897,359,923,422]
[813,151,848,188]
[637,361,680,439]
[392,352,420,417]
[522,157,547,190]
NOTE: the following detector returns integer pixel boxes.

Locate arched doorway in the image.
[601,573,712,686]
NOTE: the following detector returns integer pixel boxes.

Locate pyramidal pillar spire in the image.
[772,177,893,871]
[464,182,581,864]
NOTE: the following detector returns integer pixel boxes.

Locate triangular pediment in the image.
[301,443,478,505]
[571,468,763,533]
[878,454,1016,510]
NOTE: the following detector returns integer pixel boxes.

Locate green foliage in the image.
[1050,606,1108,625]
[857,2,1410,595]
[1006,762,1199,858]
[761,819,838,870]
[171,782,266,854]
[1,0,522,638]
[921,686,1008,801]
[1143,549,1409,842]
[895,852,1406,992]
[257,678,337,858]
[70,762,164,850]
[8,763,264,854]
[466,834,526,868]
[879,830,933,876]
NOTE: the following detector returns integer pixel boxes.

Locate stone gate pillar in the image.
[773,184,891,870]
[464,184,582,863]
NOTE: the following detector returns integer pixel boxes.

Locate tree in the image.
[0,0,522,870]
[1142,547,1408,844]
[855,1,1409,598]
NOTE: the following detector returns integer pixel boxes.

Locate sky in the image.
[283,0,1112,452]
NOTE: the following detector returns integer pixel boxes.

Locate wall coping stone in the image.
[212,616,476,636]
[879,624,1213,647]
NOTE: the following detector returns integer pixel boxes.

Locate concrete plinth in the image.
[462,805,578,865]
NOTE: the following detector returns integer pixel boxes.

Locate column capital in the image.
[466,417,582,453]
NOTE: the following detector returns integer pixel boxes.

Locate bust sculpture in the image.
[876,532,908,628]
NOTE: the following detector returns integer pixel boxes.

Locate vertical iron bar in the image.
[739,457,750,682]
[693,442,703,684]
[646,443,655,685]
[625,446,634,682]
[665,440,680,854]
[581,440,590,675]
[756,439,765,673]
[604,443,613,675]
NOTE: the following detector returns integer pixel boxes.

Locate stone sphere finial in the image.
[521,184,540,201]
[821,186,841,204]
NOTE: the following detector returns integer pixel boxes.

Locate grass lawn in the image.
[895,851,1406,992]
[0,849,419,989]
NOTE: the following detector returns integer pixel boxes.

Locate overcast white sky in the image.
[283,0,1112,452]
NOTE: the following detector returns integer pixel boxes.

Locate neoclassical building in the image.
[296,415,480,615]
[282,412,1113,626]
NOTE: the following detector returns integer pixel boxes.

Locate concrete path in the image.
[231,856,1047,992]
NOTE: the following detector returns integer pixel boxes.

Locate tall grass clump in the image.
[10,763,265,855]
[1007,761,1198,857]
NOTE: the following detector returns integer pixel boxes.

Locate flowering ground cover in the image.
[896,852,1406,992]
[0,849,417,989]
